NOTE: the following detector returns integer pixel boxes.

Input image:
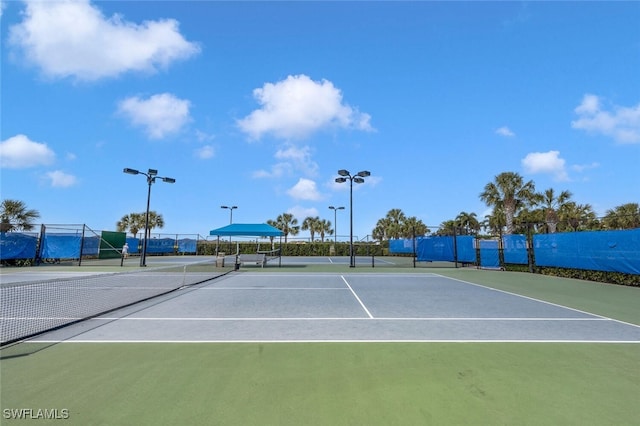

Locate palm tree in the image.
[372,219,390,241]
[537,188,572,233]
[479,172,537,234]
[437,220,457,236]
[116,213,145,236]
[145,211,165,238]
[602,203,640,230]
[116,211,164,237]
[274,213,299,243]
[481,206,506,236]
[373,209,407,240]
[0,199,40,232]
[559,202,598,231]
[402,216,429,238]
[455,211,480,235]
[318,219,333,242]
[301,216,321,242]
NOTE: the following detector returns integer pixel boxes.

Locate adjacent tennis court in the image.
[1,259,639,425]
[25,271,640,344]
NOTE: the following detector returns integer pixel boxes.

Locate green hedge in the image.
[196,241,383,257]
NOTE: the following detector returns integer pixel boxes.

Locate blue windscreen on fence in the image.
[40,233,82,259]
[145,238,176,253]
[534,229,640,275]
[0,232,38,260]
[479,239,500,268]
[503,234,528,265]
[81,236,100,256]
[456,236,476,263]
[417,236,455,262]
[126,237,140,254]
[177,238,197,253]
[389,239,415,254]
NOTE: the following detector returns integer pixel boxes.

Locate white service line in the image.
[341,275,374,319]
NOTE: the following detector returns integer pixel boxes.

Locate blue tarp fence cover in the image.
[40,233,82,259]
[503,234,528,265]
[388,238,415,254]
[534,229,640,275]
[81,236,100,256]
[0,232,38,260]
[145,238,176,254]
[479,239,500,268]
[455,236,476,263]
[177,238,197,253]
[389,228,639,275]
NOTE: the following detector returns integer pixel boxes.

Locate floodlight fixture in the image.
[329,206,345,245]
[335,168,371,267]
[221,205,238,224]
[123,167,175,266]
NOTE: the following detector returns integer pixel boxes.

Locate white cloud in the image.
[496,126,515,137]
[571,162,600,173]
[0,134,55,168]
[237,74,374,141]
[287,178,322,201]
[195,145,215,159]
[275,144,318,175]
[288,206,318,222]
[252,163,292,179]
[253,144,318,179]
[45,170,78,187]
[521,150,569,181]
[571,94,640,144]
[118,93,191,139]
[8,0,200,81]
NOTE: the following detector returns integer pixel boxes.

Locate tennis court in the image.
[27,271,640,344]
[2,258,639,425]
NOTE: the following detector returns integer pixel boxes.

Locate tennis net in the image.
[0,260,232,346]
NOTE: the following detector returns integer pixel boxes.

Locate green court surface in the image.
[1,263,639,425]
[1,342,638,425]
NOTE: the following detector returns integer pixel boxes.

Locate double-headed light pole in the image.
[328,205,345,245]
[123,168,175,267]
[335,169,370,267]
[220,205,237,224]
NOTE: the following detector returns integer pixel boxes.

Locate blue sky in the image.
[1,1,639,240]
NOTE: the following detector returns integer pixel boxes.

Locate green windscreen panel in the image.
[99,231,126,259]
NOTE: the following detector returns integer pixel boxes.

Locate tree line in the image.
[372,171,639,239]
[2,171,637,240]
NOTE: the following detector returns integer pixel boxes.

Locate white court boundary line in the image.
[90,317,612,322]
[33,339,640,344]
[341,275,374,318]
[434,273,640,330]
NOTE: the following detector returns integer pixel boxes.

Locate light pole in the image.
[328,205,345,246]
[335,169,370,267]
[221,205,237,252]
[123,168,175,267]
[220,205,237,224]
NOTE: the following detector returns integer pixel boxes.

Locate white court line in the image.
[436,274,640,330]
[341,275,374,319]
[196,287,348,290]
[35,339,640,344]
[91,317,613,321]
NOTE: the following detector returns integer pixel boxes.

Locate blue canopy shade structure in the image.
[209,223,284,237]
